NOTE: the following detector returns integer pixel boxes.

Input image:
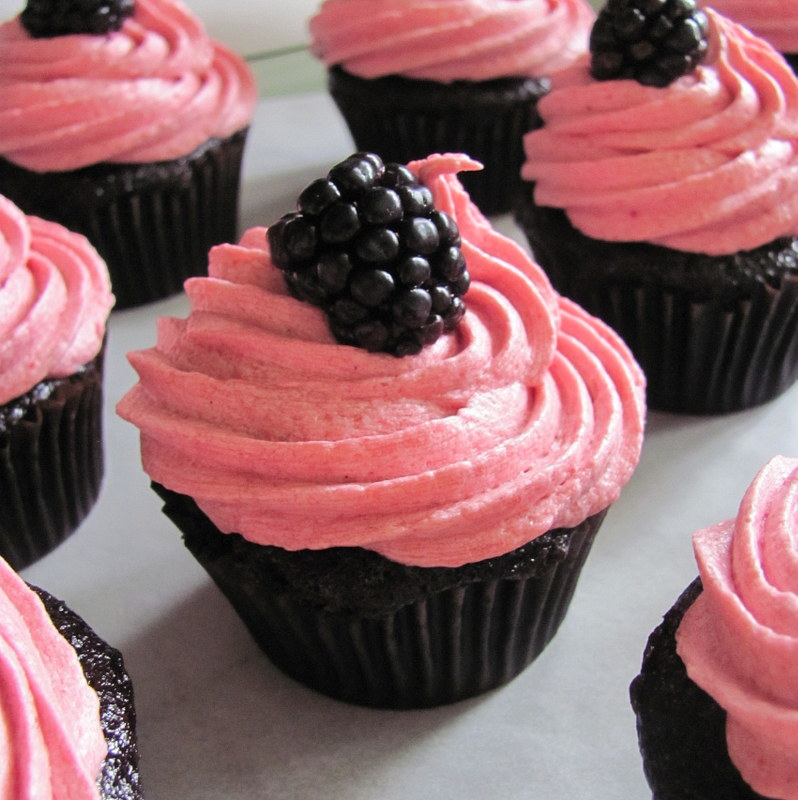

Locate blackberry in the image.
[590,0,710,87]
[268,152,470,357]
[21,0,135,38]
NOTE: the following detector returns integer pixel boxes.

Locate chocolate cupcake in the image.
[516,5,798,414]
[0,195,114,570]
[0,556,141,798]
[0,0,256,309]
[155,484,607,708]
[310,0,595,215]
[631,456,798,800]
[118,152,645,709]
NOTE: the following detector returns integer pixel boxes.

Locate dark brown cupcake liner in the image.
[516,192,798,414]
[0,346,105,570]
[33,584,142,799]
[154,482,606,709]
[630,579,762,799]
[0,128,249,309]
[328,66,548,216]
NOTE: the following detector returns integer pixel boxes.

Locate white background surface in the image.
[7,1,798,798]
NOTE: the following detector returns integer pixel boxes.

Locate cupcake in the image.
[630,456,798,800]
[309,0,595,215]
[700,0,798,73]
[0,194,114,570]
[516,3,798,414]
[0,0,257,309]
[0,556,141,798]
[117,151,645,709]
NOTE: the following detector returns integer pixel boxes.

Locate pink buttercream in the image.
[0,195,114,406]
[677,456,798,800]
[521,11,798,255]
[0,0,256,172]
[309,0,595,81]
[703,1,798,55]
[0,556,106,800]
[118,153,645,568]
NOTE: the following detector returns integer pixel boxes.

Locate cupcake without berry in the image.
[700,0,798,74]
[309,0,595,215]
[0,194,114,570]
[0,555,141,799]
[630,456,798,800]
[118,150,646,709]
[516,2,798,414]
[0,0,257,309]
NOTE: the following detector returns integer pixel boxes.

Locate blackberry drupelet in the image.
[21,0,135,38]
[590,0,710,87]
[268,152,470,357]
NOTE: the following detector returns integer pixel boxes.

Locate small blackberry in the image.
[268,152,470,357]
[590,0,710,87]
[21,0,135,38]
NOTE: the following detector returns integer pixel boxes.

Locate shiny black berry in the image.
[590,0,710,87]
[267,152,470,356]
[21,0,134,37]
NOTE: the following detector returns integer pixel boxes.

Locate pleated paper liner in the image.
[33,585,143,800]
[516,193,798,414]
[0,128,249,309]
[328,66,548,216]
[0,347,105,570]
[155,482,606,709]
[630,579,762,800]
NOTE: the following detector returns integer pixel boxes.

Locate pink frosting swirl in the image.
[0,195,114,406]
[677,456,798,800]
[118,154,645,568]
[521,11,798,255]
[309,0,595,81]
[0,556,106,800]
[703,1,798,55]
[0,0,256,172]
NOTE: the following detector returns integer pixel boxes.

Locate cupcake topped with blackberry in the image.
[268,152,469,357]
[118,151,645,708]
[0,0,256,308]
[516,2,798,413]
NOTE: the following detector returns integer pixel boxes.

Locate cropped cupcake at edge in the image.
[0,194,114,570]
[309,0,595,215]
[630,456,798,800]
[0,555,141,799]
[117,151,646,709]
[700,0,798,73]
[0,0,257,309]
[516,3,798,414]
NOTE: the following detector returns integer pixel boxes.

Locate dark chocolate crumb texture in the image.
[33,586,142,800]
[630,580,764,800]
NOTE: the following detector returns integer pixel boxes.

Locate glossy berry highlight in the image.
[21,0,135,37]
[268,152,470,357]
[590,0,710,87]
